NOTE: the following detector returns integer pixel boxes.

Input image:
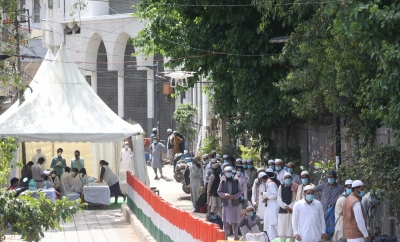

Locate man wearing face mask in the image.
[342,180,370,242]
[207,163,222,217]
[190,156,203,208]
[149,137,167,179]
[361,190,381,238]
[292,185,326,242]
[61,167,73,194]
[202,154,210,185]
[217,166,243,240]
[239,206,262,239]
[275,159,285,183]
[251,169,266,216]
[333,179,353,242]
[285,162,301,184]
[235,165,247,210]
[150,127,157,139]
[120,141,133,174]
[277,172,298,242]
[32,148,46,164]
[247,159,257,202]
[314,170,343,239]
[296,171,314,201]
[70,150,84,172]
[268,159,276,171]
[264,168,281,241]
[50,148,66,178]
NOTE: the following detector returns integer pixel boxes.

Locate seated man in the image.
[8,177,19,190]
[238,206,261,239]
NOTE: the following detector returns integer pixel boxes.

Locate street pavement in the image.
[5,208,141,242]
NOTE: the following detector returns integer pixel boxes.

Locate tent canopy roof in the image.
[0,44,143,142]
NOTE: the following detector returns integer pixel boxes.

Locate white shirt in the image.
[266,179,279,225]
[352,201,368,238]
[32,153,46,164]
[72,173,88,193]
[203,163,210,184]
[31,163,44,181]
[61,172,73,193]
[120,148,133,172]
[276,170,285,183]
[292,199,326,242]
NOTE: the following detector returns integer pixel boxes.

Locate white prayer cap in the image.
[247,158,253,163]
[152,127,157,131]
[275,158,282,163]
[258,172,267,179]
[213,163,220,169]
[124,141,129,144]
[304,185,314,191]
[257,167,265,172]
[210,158,217,163]
[167,128,172,132]
[352,180,364,188]
[246,206,254,210]
[345,179,353,185]
[173,130,178,134]
[224,166,233,172]
[242,159,247,163]
[236,158,242,161]
[223,154,229,159]
[284,171,292,177]
[265,168,274,173]
[216,154,221,159]
[301,171,309,176]
[268,159,275,164]
[202,154,208,159]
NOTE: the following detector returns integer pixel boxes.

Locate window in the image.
[20,0,26,21]
[33,0,40,23]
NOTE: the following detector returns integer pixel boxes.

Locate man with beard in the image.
[218,166,243,240]
[190,156,203,208]
[207,163,222,217]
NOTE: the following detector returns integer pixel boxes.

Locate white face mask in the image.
[37,150,41,154]
[125,145,129,149]
[51,174,56,178]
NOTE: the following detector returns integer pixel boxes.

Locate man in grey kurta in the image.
[190,156,203,208]
[149,136,167,179]
[217,166,243,240]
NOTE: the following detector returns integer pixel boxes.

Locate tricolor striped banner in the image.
[126,172,226,242]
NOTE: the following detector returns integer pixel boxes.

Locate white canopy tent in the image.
[0,44,149,186]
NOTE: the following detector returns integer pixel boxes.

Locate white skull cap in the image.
[258,172,267,179]
[304,185,314,191]
[152,128,157,131]
[301,171,309,176]
[275,159,282,163]
[345,179,353,185]
[268,159,275,164]
[352,180,364,188]
[224,166,233,172]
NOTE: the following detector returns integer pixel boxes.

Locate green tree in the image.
[0,137,18,185]
[173,103,198,149]
[132,0,294,156]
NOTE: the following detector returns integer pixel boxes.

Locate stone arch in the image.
[109,32,130,71]
[84,33,103,71]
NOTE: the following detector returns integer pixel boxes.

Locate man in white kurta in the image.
[190,157,203,208]
[275,159,285,183]
[292,185,326,242]
[264,168,280,241]
[252,172,266,218]
[120,141,133,173]
[333,179,353,242]
[32,148,46,164]
[149,137,167,179]
[277,172,298,242]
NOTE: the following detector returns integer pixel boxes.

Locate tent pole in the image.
[21,142,26,165]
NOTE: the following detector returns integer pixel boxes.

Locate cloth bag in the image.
[245,232,269,242]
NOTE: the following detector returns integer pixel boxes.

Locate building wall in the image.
[96,41,118,114]
[109,0,139,15]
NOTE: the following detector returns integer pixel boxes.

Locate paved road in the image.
[5,208,140,242]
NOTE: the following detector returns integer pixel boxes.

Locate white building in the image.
[17,0,213,149]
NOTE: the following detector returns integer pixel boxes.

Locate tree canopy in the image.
[133,0,295,155]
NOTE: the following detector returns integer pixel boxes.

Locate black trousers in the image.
[109,182,124,203]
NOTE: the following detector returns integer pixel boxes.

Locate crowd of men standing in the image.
[189,154,381,242]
